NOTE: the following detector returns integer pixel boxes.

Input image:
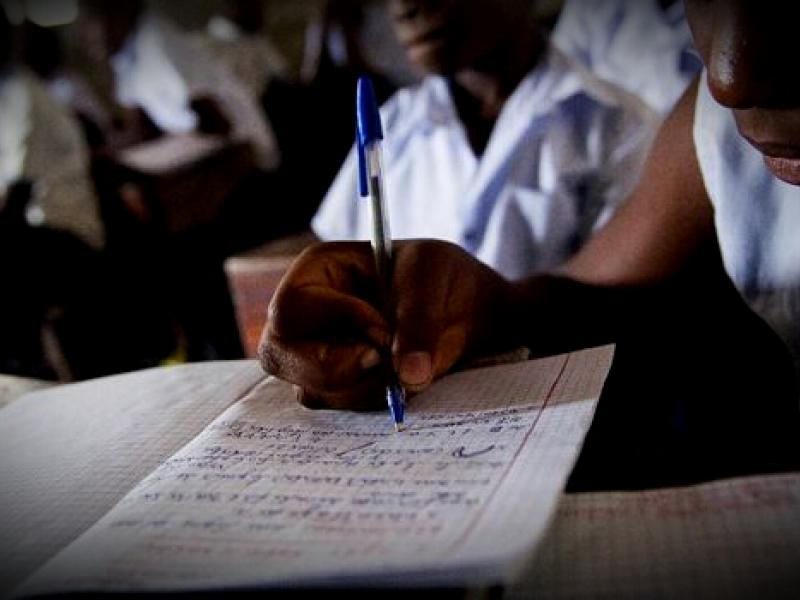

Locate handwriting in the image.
[101,402,543,577]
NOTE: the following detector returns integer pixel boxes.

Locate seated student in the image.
[76,0,279,169]
[0,10,103,250]
[312,0,658,281]
[259,1,800,488]
[0,9,144,380]
[192,0,289,102]
[552,0,702,115]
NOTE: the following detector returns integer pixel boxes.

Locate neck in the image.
[447,20,544,157]
[452,22,544,120]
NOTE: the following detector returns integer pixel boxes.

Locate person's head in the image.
[685,0,800,185]
[387,0,535,75]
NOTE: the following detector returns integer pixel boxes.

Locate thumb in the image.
[390,265,469,392]
[393,322,467,392]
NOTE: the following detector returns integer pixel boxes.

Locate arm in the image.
[562,79,713,286]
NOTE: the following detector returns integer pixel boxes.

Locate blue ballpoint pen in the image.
[356,75,407,432]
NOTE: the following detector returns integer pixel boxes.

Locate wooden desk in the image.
[111,134,255,235]
[223,232,316,357]
[224,254,295,357]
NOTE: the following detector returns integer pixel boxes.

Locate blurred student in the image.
[77,0,278,168]
[0,10,103,249]
[0,10,120,379]
[312,0,657,281]
[553,0,702,115]
[194,0,289,101]
[69,1,277,363]
[259,1,800,487]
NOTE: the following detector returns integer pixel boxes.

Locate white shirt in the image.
[195,16,288,99]
[111,12,279,170]
[313,43,657,281]
[694,74,800,370]
[0,72,31,196]
[0,69,103,248]
[553,0,700,115]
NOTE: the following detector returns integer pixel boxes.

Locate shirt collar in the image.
[414,40,587,130]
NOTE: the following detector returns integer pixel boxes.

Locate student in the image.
[259,1,800,487]
[76,0,279,169]
[0,9,130,379]
[0,9,103,249]
[193,0,289,101]
[312,0,657,281]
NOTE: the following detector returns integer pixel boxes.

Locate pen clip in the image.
[356,75,383,198]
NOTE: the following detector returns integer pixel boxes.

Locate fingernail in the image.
[360,348,381,370]
[399,352,432,387]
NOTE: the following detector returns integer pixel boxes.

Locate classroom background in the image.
[0,0,686,387]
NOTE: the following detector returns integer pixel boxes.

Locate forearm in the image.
[497,245,739,359]
[500,274,634,357]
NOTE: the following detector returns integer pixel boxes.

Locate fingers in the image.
[390,240,475,391]
[260,239,512,410]
[259,334,380,393]
[268,284,388,346]
[268,242,390,344]
[259,242,391,405]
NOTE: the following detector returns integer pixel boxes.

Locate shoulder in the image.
[380,76,453,143]
[535,44,659,150]
[551,44,654,117]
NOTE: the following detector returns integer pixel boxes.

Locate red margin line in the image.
[444,352,572,558]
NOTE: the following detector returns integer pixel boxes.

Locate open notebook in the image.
[0,346,614,596]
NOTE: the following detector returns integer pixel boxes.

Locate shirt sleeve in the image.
[310,145,363,241]
[311,90,406,241]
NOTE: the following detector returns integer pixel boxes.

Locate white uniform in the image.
[111,12,279,170]
[193,15,289,99]
[694,75,800,371]
[0,69,103,248]
[313,43,657,281]
[553,0,700,115]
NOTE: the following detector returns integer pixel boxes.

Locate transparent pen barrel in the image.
[365,142,392,292]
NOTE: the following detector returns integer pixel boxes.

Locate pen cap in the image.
[356,75,384,197]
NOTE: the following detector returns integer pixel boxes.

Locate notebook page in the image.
[18,346,613,595]
[509,472,800,598]
[0,360,265,597]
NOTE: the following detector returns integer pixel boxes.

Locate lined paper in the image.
[510,472,800,598]
[17,346,613,595]
[0,360,265,596]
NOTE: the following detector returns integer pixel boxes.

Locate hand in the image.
[259,240,516,410]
